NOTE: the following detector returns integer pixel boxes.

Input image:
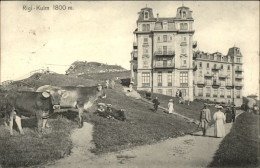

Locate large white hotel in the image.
[130,6,243,106]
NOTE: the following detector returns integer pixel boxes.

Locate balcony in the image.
[180,83,188,87]
[236,95,241,98]
[198,93,203,97]
[154,61,174,69]
[235,74,243,79]
[142,83,150,87]
[234,82,243,87]
[206,94,211,97]
[219,74,227,79]
[213,94,218,98]
[204,73,213,78]
[226,82,234,89]
[220,95,225,98]
[235,68,244,72]
[227,95,231,98]
[212,67,221,71]
[154,50,175,56]
[133,42,137,49]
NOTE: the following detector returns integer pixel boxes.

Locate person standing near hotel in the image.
[168,99,174,114]
[200,104,211,136]
[213,106,226,138]
[152,97,160,112]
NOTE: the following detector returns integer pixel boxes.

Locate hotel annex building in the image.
[130,6,244,106]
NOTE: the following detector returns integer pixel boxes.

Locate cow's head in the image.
[43,89,65,110]
[97,84,106,99]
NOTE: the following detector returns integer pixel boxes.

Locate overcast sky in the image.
[1,1,259,96]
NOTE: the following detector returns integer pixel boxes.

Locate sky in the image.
[1,1,259,96]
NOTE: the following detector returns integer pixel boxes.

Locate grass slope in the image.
[86,85,199,154]
[138,91,217,124]
[209,112,260,167]
[0,116,78,167]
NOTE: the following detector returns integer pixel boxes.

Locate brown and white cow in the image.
[5,90,62,135]
[36,84,106,128]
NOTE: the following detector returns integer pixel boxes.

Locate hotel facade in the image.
[130,6,243,106]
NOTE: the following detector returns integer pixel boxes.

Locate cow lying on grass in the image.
[5,90,62,135]
[36,84,106,128]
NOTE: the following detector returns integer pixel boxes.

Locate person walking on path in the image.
[213,106,226,138]
[152,97,160,112]
[200,104,211,136]
[105,80,109,89]
[231,105,236,122]
[168,99,174,114]
[110,80,115,89]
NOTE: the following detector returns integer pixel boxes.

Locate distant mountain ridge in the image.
[65,61,127,76]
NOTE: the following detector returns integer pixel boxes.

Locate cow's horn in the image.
[42,92,50,98]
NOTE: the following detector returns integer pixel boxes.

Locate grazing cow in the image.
[5,91,62,135]
[36,84,106,128]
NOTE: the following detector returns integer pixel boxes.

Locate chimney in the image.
[157,13,159,21]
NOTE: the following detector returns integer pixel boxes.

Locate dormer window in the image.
[144,11,149,20]
[183,11,186,18]
[163,20,168,30]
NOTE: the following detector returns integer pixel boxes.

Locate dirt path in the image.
[45,110,244,168]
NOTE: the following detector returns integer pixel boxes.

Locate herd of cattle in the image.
[0,84,106,135]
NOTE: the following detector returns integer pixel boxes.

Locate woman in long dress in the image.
[213,106,226,138]
[168,99,174,114]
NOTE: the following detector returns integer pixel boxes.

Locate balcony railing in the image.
[133,42,137,49]
[158,83,162,86]
[212,67,221,71]
[206,94,210,97]
[219,74,227,79]
[154,61,174,68]
[197,80,205,85]
[142,83,150,87]
[213,95,218,97]
[236,95,241,98]
[198,93,203,96]
[234,82,243,87]
[235,74,243,79]
[220,95,225,98]
[204,73,213,78]
[154,51,175,56]
[168,83,172,86]
[235,68,244,72]
[227,95,231,98]
[212,81,220,86]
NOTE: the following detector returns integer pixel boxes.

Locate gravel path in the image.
[45,110,244,168]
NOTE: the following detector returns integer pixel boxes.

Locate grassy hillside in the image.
[66,61,127,76]
[0,116,78,167]
[79,71,130,81]
[85,84,200,154]
[5,73,98,91]
[138,91,217,124]
[209,112,260,167]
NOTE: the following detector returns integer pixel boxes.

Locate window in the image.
[220,89,224,97]
[163,46,167,54]
[210,55,214,60]
[167,58,173,66]
[169,36,172,41]
[142,24,146,31]
[213,89,218,97]
[157,46,162,54]
[198,88,203,96]
[227,65,230,71]
[236,58,240,63]
[168,71,172,86]
[236,90,241,98]
[207,63,209,69]
[180,72,188,84]
[183,60,187,65]
[157,36,161,42]
[166,89,172,96]
[227,90,231,98]
[144,38,148,44]
[214,64,217,69]
[181,89,187,97]
[143,60,148,68]
[221,64,223,70]
[180,23,188,30]
[157,89,162,94]
[144,11,149,19]
[142,72,150,87]
[183,36,187,42]
[163,35,167,42]
[157,72,162,86]
[143,46,148,54]
[163,21,168,30]
[206,87,211,97]
[199,62,202,68]
[227,77,231,85]
[183,11,186,18]
[142,24,150,31]
[146,24,150,31]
